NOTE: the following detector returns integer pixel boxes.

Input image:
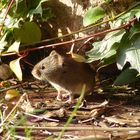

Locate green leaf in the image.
[114,68,139,86]
[103,54,116,65]
[29,0,48,9]
[7,40,20,53]
[0,40,7,53]
[15,0,18,11]
[86,29,126,62]
[28,0,49,16]
[42,8,54,21]
[0,33,8,53]
[13,22,41,44]
[129,22,140,39]
[83,6,106,26]
[131,5,140,19]
[14,0,29,18]
[110,5,140,28]
[104,0,112,3]
[117,33,140,72]
[1,0,7,6]
[110,12,132,28]
[9,58,22,81]
[10,0,48,18]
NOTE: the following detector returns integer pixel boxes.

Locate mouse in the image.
[32,50,95,103]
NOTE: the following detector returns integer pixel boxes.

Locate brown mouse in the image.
[32,50,95,103]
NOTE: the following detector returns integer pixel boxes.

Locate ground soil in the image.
[1,78,139,140]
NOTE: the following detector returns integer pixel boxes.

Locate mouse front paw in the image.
[56,91,63,101]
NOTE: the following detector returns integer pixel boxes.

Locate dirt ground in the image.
[1,78,140,140]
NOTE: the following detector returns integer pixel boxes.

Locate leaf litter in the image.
[0,79,140,140]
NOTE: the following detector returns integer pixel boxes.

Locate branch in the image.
[8,125,140,131]
[1,17,137,57]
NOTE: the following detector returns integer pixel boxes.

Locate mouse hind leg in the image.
[64,91,74,104]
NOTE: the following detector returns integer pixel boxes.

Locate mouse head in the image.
[32,50,64,80]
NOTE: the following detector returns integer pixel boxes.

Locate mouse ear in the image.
[50,50,63,66]
[50,50,58,56]
[50,50,60,61]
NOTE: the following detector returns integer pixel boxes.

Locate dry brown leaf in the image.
[5,89,20,101]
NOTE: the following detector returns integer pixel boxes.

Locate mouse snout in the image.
[32,68,42,80]
[36,69,41,77]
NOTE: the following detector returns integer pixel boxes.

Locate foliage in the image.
[83,6,106,26]
[1,1,140,85]
[117,31,140,72]
[9,58,22,81]
[114,68,139,86]
[0,0,53,80]
[86,29,126,62]
[84,3,140,85]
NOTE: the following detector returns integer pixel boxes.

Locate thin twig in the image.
[0,83,24,92]
[8,126,140,131]
[0,92,26,127]
[0,81,42,92]
[23,112,59,122]
[5,2,140,50]
[1,17,137,57]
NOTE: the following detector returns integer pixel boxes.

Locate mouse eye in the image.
[41,65,45,70]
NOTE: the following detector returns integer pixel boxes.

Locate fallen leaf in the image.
[5,89,20,100]
[9,58,22,81]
